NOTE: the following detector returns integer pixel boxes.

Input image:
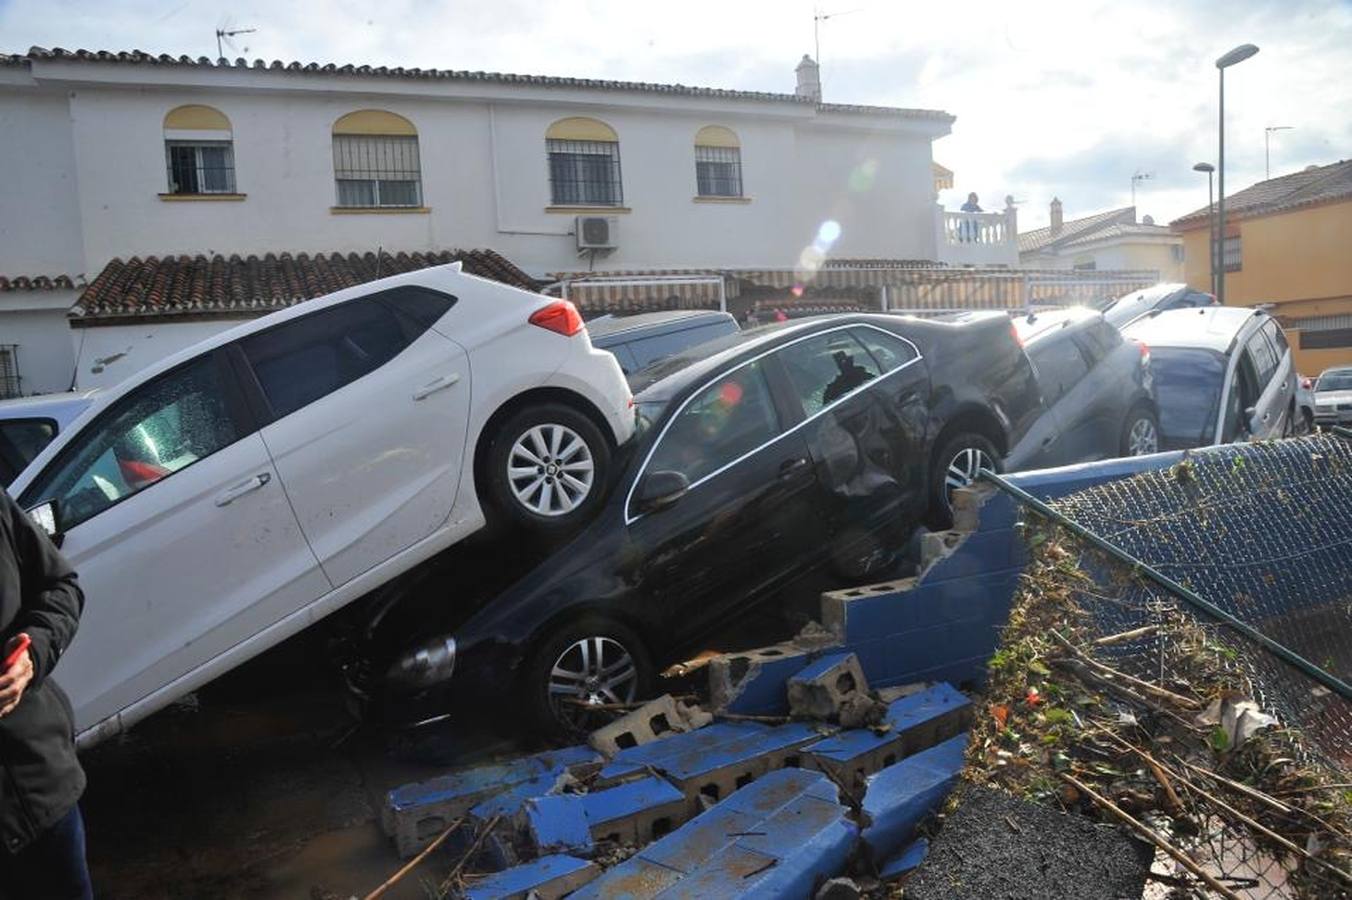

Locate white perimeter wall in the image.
[0,291,79,395]
[72,319,251,391]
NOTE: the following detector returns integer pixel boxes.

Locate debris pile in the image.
[959,519,1352,899]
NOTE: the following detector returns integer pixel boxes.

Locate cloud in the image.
[2,0,1349,228]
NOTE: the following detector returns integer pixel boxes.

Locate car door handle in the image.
[779,457,810,478]
[413,373,461,401]
[1041,434,1058,447]
[214,472,271,507]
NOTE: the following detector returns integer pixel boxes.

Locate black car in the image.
[1005,308,1158,470]
[587,310,740,376]
[377,313,1041,731]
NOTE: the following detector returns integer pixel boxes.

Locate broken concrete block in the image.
[594,722,766,786]
[787,652,869,721]
[384,744,600,858]
[815,876,862,900]
[523,775,688,856]
[803,683,971,795]
[859,732,968,862]
[587,694,710,756]
[708,641,821,715]
[659,721,826,816]
[573,769,857,900]
[464,854,599,900]
[879,836,929,881]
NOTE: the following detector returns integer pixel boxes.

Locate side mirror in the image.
[633,470,690,515]
[27,499,64,548]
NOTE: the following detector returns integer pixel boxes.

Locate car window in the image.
[1074,321,1121,366]
[1263,320,1289,359]
[23,356,240,530]
[1150,349,1225,446]
[241,298,413,420]
[1223,351,1261,441]
[0,418,57,487]
[377,286,456,330]
[1244,329,1278,387]
[777,330,882,417]
[1029,336,1090,405]
[1316,371,1352,391]
[628,326,717,372]
[645,360,780,486]
[851,327,918,372]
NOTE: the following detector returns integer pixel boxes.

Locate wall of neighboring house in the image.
[1066,241,1182,281]
[0,291,79,396]
[71,319,254,390]
[52,79,941,275]
[1180,200,1352,373]
[0,83,87,276]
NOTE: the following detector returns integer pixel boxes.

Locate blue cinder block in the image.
[525,794,592,855]
[583,775,687,843]
[575,769,856,899]
[723,651,821,716]
[879,837,929,881]
[471,771,567,821]
[597,722,767,783]
[920,528,1020,584]
[789,651,857,684]
[465,854,599,900]
[860,732,968,861]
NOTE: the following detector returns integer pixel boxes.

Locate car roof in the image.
[1122,306,1266,352]
[1013,306,1101,343]
[631,311,1009,402]
[586,310,732,340]
[0,390,100,427]
[1318,365,1352,376]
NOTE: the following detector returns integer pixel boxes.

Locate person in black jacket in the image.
[0,489,89,900]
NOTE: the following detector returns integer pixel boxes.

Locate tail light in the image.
[529,300,585,337]
[1136,339,1150,359]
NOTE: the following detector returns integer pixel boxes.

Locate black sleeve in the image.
[3,491,84,686]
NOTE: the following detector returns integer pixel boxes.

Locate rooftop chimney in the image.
[1050,197,1063,235]
[795,54,821,102]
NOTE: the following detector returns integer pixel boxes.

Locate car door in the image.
[774,325,930,557]
[18,350,328,733]
[237,288,472,587]
[1240,325,1284,438]
[1024,334,1092,467]
[625,356,822,639]
[1260,319,1295,436]
[1071,321,1134,459]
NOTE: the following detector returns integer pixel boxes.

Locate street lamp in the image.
[1193,162,1216,297]
[1216,43,1259,308]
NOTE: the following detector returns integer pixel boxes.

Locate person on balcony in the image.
[960,192,983,243]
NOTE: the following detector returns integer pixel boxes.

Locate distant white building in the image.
[1019,198,1183,280]
[0,48,963,392]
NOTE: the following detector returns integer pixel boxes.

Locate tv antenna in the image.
[1264,125,1293,179]
[215,25,257,60]
[1130,170,1154,210]
[813,5,866,73]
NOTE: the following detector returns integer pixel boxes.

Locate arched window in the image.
[163,105,236,194]
[694,125,743,198]
[546,117,622,206]
[332,110,422,208]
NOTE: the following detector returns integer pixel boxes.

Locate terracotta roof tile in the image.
[0,274,77,292]
[1017,206,1137,254]
[18,46,953,122]
[73,249,538,323]
[1171,159,1352,228]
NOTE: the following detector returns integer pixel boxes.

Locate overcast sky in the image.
[4,0,1349,228]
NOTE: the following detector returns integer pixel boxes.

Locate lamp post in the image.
[1216,43,1259,308]
[1193,162,1216,297]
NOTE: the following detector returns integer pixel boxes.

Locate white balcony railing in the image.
[935,201,1019,266]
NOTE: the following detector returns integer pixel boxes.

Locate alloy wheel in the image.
[507,424,595,517]
[944,446,995,502]
[547,636,638,726]
[1128,417,1159,455]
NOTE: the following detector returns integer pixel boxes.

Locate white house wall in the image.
[0,291,79,395]
[71,319,253,391]
[46,76,942,274]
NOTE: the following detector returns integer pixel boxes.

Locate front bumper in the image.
[1314,407,1352,426]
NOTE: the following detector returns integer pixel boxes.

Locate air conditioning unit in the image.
[576,215,619,252]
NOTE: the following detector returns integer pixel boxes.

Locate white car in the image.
[10,263,634,746]
[0,390,99,486]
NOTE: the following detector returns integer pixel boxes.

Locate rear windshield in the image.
[1151,348,1226,446]
[1316,371,1352,391]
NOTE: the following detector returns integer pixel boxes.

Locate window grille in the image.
[695,145,743,197]
[165,141,236,194]
[0,345,21,399]
[333,134,423,207]
[547,139,623,206]
[1222,235,1242,272]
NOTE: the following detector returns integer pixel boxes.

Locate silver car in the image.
[0,390,99,486]
[1313,366,1352,428]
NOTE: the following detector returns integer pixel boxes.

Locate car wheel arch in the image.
[472,387,617,500]
[932,405,1008,462]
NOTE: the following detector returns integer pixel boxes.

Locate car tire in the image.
[485,402,611,533]
[1120,404,1160,456]
[521,616,653,738]
[928,431,1001,529]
